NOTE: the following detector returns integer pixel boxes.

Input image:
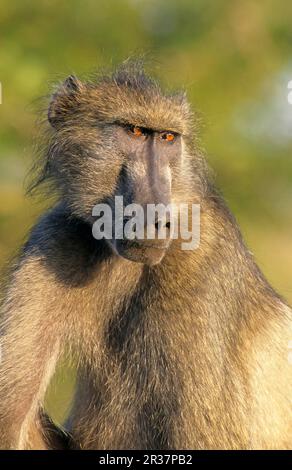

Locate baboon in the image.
[0,62,291,450]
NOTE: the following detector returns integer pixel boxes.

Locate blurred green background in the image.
[1,0,292,424]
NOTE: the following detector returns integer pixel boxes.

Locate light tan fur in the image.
[0,62,291,449]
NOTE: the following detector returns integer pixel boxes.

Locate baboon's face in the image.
[108,123,182,265]
[47,72,192,265]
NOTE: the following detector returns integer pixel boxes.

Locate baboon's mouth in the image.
[121,239,170,250]
[112,239,169,265]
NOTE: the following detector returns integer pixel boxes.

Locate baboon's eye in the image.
[129,125,144,137]
[161,132,175,142]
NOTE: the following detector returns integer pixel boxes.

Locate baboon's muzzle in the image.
[112,142,173,265]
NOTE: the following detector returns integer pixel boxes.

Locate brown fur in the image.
[0,61,291,449]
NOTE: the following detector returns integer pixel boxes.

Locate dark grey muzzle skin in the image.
[108,124,182,265]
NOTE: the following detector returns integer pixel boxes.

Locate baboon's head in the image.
[39,62,204,265]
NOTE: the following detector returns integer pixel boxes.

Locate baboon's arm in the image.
[28,409,73,449]
[0,254,65,449]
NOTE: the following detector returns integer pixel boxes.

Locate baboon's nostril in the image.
[155,220,171,231]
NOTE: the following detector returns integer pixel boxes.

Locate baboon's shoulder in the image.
[21,205,111,286]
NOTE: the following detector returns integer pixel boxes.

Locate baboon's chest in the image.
[93,300,182,448]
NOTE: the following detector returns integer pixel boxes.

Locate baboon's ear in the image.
[48,75,83,128]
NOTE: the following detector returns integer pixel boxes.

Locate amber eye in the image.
[130,126,144,137]
[161,132,175,142]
